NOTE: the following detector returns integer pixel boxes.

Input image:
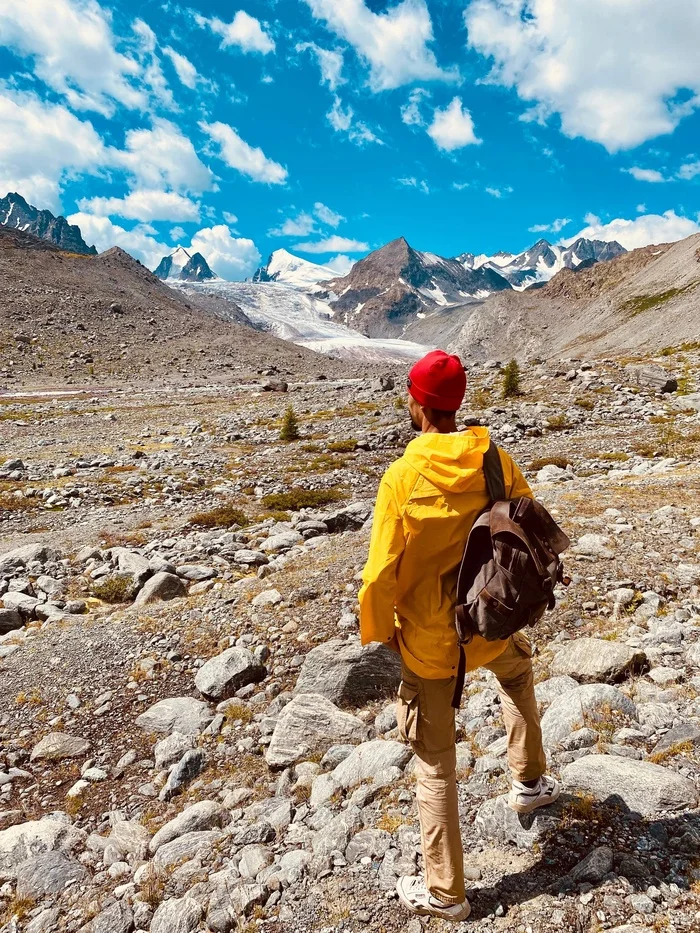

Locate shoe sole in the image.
[508,781,561,815]
[396,881,471,921]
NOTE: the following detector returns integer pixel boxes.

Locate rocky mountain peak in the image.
[0,191,96,256]
[154,247,217,282]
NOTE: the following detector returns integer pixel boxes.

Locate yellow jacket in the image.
[359,428,532,679]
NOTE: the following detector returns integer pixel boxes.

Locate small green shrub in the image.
[574,396,595,410]
[328,439,357,452]
[261,488,344,511]
[501,360,522,399]
[280,406,300,441]
[91,576,132,604]
[189,503,248,528]
[545,414,571,431]
[528,456,571,471]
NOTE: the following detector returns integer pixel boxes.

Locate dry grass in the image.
[98,529,147,548]
[375,812,408,833]
[327,439,357,452]
[91,576,132,604]
[0,896,36,924]
[221,701,253,725]
[528,455,571,471]
[140,865,166,910]
[188,502,248,528]
[649,740,694,764]
[261,488,345,511]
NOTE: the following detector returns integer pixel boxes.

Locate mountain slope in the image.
[320,237,511,338]
[448,234,700,361]
[0,192,96,255]
[253,249,339,290]
[458,237,626,289]
[154,247,217,282]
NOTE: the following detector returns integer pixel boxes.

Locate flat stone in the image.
[134,571,187,605]
[153,830,222,870]
[651,722,700,755]
[474,794,570,850]
[16,851,86,899]
[195,647,265,701]
[541,684,637,747]
[30,733,90,763]
[562,754,698,816]
[150,801,230,854]
[135,697,213,735]
[294,639,401,706]
[551,638,648,684]
[266,694,369,769]
[151,896,201,933]
[0,817,85,882]
[568,846,614,883]
[330,740,413,791]
[154,732,195,769]
[87,901,134,933]
[176,564,216,581]
[251,588,282,608]
[261,531,303,553]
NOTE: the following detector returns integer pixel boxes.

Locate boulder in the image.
[2,592,39,618]
[562,755,698,816]
[651,722,700,755]
[534,675,579,706]
[0,543,56,574]
[154,731,195,769]
[153,830,222,870]
[30,733,90,763]
[346,828,393,863]
[111,547,151,588]
[135,697,213,735]
[160,749,205,801]
[331,740,413,791]
[568,846,614,884]
[0,817,84,882]
[294,639,401,706]
[195,647,266,701]
[149,801,230,854]
[134,571,187,605]
[16,851,86,899]
[474,794,570,850]
[87,901,134,933]
[260,531,303,553]
[0,608,23,634]
[625,363,678,393]
[551,638,648,684]
[540,684,637,747]
[176,564,216,581]
[265,694,369,769]
[151,896,202,933]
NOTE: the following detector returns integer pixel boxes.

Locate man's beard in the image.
[408,411,422,433]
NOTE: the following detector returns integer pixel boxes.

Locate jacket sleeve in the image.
[358,471,406,647]
[500,450,533,500]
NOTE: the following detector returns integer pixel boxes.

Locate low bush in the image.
[91,576,132,604]
[261,488,344,511]
[527,456,571,471]
[189,503,248,528]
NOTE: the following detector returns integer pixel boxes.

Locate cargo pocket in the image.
[396,681,420,744]
[512,629,533,658]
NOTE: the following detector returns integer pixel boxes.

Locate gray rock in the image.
[151,896,201,933]
[551,638,648,684]
[176,564,216,581]
[651,722,700,755]
[625,363,678,393]
[0,609,23,635]
[321,745,355,770]
[135,697,214,735]
[150,801,230,853]
[474,794,569,849]
[562,755,698,816]
[195,647,265,701]
[541,684,637,746]
[374,703,398,734]
[320,501,372,533]
[251,588,282,607]
[568,846,614,883]
[15,851,86,899]
[534,675,579,706]
[30,733,90,762]
[261,531,303,553]
[331,740,413,791]
[2,591,39,618]
[134,571,187,605]
[111,547,151,588]
[294,639,401,705]
[345,828,393,863]
[265,694,369,769]
[153,830,222,870]
[110,819,151,858]
[0,543,56,574]
[88,901,134,933]
[0,817,85,882]
[160,749,205,801]
[234,549,269,566]
[573,534,614,559]
[154,732,195,769]
[239,843,273,879]
[311,806,362,859]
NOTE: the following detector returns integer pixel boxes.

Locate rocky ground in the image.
[2,350,700,933]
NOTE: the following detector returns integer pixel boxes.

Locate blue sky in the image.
[1,0,699,279]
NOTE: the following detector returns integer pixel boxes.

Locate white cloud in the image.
[678,160,700,180]
[326,254,355,275]
[397,177,430,194]
[624,167,668,183]
[401,88,430,127]
[465,0,700,152]
[564,210,700,251]
[223,211,239,225]
[163,46,198,89]
[485,185,513,198]
[305,0,458,91]
[200,121,287,185]
[66,211,168,268]
[314,202,345,227]
[295,235,369,254]
[197,11,275,55]
[0,88,108,212]
[636,204,647,213]
[190,225,261,279]
[452,181,470,191]
[269,212,317,237]
[529,217,571,234]
[118,119,215,194]
[77,189,200,222]
[131,19,174,110]
[170,225,186,242]
[327,95,384,146]
[296,42,345,90]
[0,0,143,115]
[427,97,481,151]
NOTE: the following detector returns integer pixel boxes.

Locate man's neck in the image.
[423,419,457,435]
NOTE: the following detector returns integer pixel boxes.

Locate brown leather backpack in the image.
[452,442,570,707]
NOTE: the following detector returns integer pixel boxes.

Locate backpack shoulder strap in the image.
[483,441,507,503]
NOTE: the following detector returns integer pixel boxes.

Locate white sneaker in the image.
[508,774,561,814]
[396,875,471,922]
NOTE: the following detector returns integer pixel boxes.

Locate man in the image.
[358,350,560,922]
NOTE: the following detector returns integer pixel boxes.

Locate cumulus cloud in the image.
[295,235,369,254]
[624,167,668,183]
[464,0,700,152]
[304,0,458,91]
[0,0,143,114]
[0,88,108,212]
[678,161,700,181]
[170,225,186,242]
[190,224,261,279]
[327,96,383,146]
[529,217,571,234]
[200,121,287,185]
[163,46,198,89]
[269,212,317,237]
[296,42,345,90]
[77,190,200,222]
[314,202,345,227]
[196,10,275,55]
[66,211,169,268]
[325,254,355,275]
[427,97,481,151]
[117,119,215,194]
[397,177,430,194]
[222,211,239,225]
[564,210,700,250]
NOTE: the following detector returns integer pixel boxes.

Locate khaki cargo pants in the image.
[396,632,547,904]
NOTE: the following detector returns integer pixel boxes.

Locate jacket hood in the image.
[403,427,491,493]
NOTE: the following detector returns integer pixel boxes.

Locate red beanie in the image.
[408,350,467,412]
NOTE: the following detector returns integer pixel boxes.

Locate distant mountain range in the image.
[0,192,96,255]
[153,246,217,282]
[252,249,338,290]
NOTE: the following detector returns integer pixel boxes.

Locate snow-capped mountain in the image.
[153,247,217,282]
[319,237,511,338]
[458,237,626,290]
[0,192,96,255]
[252,249,341,291]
